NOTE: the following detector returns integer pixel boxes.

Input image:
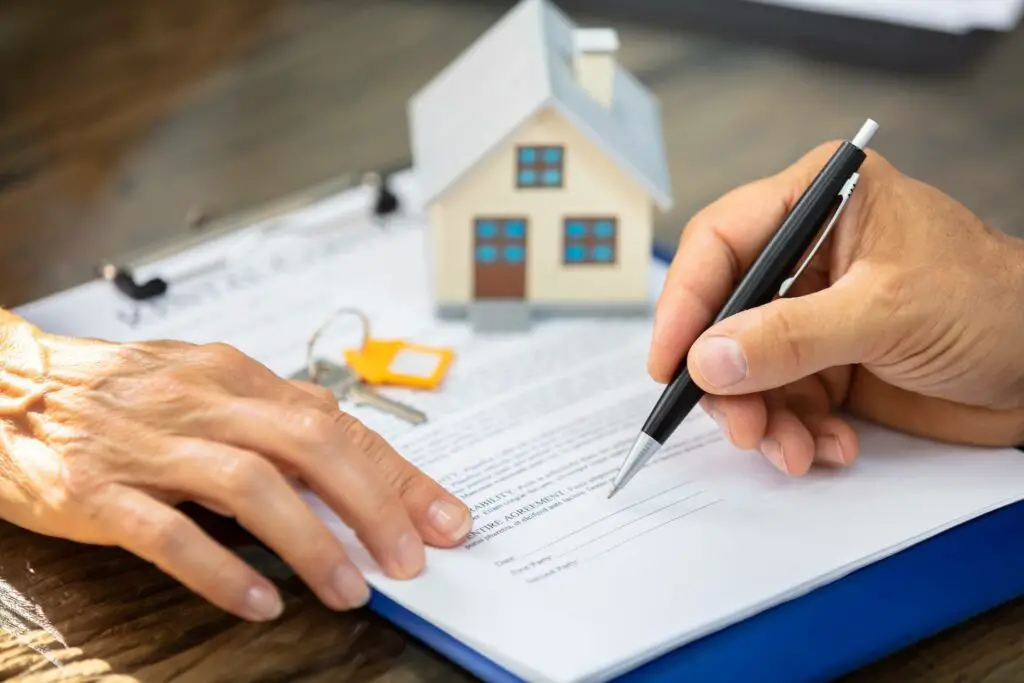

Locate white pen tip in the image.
[851,118,879,150]
[607,484,619,499]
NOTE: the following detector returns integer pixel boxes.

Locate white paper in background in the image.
[13,176,1024,683]
[747,0,1024,33]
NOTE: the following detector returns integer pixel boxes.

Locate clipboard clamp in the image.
[97,168,404,301]
[778,172,859,298]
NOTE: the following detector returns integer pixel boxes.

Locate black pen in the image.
[608,118,879,498]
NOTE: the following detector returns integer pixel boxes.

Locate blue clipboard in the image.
[366,243,1024,683]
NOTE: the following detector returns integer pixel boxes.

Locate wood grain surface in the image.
[1,1,1022,681]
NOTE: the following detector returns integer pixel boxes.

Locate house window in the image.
[516,145,563,188]
[563,217,617,264]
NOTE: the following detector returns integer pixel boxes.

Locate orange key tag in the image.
[344,339,453,389]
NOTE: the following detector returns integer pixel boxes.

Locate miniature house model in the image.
[408,0,673,331]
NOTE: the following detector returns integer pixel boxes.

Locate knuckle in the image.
[378,460,422,500]
[198,342,249,371]
[390,469,424,500]
[331,413,422,499]
[122,506,189,561]
[155,369,200,401]
[58,438,108,499]
[813,139,845,157]
[217,451,275,497]
[860,147,891,175]
[800,140,846,172]
[301,531,344,564]
[109,343,156,371]
[294,381,339,411]
[283,405,333,441]
[149,515,189,559]
[333,412,385,460]
[311,384,339,407]
[761,305,803,371]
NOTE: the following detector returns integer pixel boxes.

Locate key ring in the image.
[306,307,370,386]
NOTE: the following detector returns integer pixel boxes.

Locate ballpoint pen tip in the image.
[606,485,619,499]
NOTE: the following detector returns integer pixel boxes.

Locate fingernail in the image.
[428,500,473,541]
[694,337,747,388]
[245,584,284,621]
[394,531,425,577]
[816,435,845,466]
[760,438,786,472]
[332,564,370,608]
[707,408,730,439]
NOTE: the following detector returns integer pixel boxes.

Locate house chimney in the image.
[573,28,618,108]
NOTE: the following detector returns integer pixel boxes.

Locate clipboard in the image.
[94,168,404,300]
[87,169,1024,683]
[356,238,1024,683]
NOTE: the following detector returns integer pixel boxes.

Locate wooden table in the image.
[1,2,1022,681]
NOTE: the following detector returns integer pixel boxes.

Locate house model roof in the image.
[407,0,673,210]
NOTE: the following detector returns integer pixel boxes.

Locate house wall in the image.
[428,106,652,306]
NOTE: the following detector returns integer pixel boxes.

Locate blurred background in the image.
[0,0,1021,307]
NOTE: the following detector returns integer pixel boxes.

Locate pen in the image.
[608,118,880,498]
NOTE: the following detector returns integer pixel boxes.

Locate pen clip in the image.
[778,172,860,298]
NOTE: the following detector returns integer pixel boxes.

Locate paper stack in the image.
[748,0,1024,33]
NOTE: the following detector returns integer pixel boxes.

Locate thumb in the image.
[686,273,882,395]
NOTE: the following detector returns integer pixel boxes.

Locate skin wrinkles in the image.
[0,321,473,621]
[1,136,1022,631]
[651,141,1024,477]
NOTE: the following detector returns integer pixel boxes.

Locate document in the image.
[15,180,1024,683]
[304,309,1024,683]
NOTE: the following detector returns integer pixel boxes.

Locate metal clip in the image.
[778,172,860,298]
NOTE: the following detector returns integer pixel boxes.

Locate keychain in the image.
[296,306,452,425]
[344,338,453,389]
[306,307,454,390]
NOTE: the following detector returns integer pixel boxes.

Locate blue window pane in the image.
[504,245,525,263]
[504,220,525,239]
[476,245,497,263]
[592,245,614,262]
[519,170,537,185]
[476,221,497,238]
[542,170,561,185]
[565,245,586,262]
[565,221,587,239]
[518,147,537,163]
[594,220,615,238]
[543,147,561,164]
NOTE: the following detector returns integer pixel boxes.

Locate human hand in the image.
[649,142,1024,475]
[0,321,472,621]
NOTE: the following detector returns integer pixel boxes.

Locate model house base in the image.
[437,300,651,333]
[407,0,673,333]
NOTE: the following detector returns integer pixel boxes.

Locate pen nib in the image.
[606,484,620,499]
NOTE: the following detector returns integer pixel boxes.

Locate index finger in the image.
[647,143,838,383]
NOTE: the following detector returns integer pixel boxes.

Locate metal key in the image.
[293,360,427,425]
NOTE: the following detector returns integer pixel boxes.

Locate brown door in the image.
[473,217,527,299]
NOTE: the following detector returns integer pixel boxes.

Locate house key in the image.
[293,360,427,425]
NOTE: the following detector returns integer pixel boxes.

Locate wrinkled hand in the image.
[0,323,471,621]
[650,142,1024,474]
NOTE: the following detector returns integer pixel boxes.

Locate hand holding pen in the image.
[612,121,1024,495]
